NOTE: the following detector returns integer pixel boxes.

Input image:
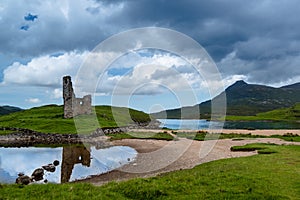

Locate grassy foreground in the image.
[1,144,300,199]
[107,132,174,141]
[175,131,300,142]
[107,131,300,142]
[0,105,150,134]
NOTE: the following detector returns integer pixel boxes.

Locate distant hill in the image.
[280,82,300,89]
[0,106,23,116]
[152,80,300,119]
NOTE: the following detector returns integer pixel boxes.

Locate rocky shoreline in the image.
[0,127,119,147]
[0,131,83,147]
[0,121,161,147]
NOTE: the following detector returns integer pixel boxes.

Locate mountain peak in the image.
[233,80,247,86]
[226,80,248,91]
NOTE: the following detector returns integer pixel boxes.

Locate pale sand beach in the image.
[79,129,300,185]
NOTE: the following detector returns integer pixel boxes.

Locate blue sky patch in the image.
[107,67,132,76]
[50,52,65,57]
[24,13,38,21]
[20,25,29,31]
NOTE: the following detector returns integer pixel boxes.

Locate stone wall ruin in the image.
[63,76,92,118]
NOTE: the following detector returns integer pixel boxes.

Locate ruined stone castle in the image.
[63,76,92,118]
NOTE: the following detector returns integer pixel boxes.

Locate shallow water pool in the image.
[0,145,137,184]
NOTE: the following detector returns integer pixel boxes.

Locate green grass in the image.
[0,105,151,134]
[1,144,300,199]
[0,183,125,199]
[230,143,275,152]
[230,143,279,154]
[176,131,300,143]
[0,130,14,135]
[226,102,300,121]
[270,133,300,142]
[175,131,267,141]
[107,132,174,141]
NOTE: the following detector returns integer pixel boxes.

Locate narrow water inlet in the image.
[0,145,137,184]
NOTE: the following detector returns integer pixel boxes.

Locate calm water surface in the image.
[158,119,222,130]
[0,146,137,184]
[158,119,300,130]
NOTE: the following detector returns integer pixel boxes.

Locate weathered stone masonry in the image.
[63,76,92,118]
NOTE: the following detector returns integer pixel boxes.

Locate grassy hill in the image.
[152,80,300,119]
[0,106,23,116]
[226,102,300,121]
[0,104,151,134]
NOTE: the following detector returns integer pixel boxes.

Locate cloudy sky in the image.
[0,0,300,112]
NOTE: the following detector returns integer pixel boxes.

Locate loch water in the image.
[158,119,300,130]
[0,145,137,184]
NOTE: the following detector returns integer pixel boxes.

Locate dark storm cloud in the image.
[0,1,113,57]
[101,0,251,58]
[107,0,300,58]
[1,0,300,85]
[98,0,300,84]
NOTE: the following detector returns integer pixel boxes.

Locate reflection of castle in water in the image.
[61,146,91,183]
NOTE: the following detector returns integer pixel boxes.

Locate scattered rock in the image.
[42,164,56,172]
[53,160,60,166]
[18,172,24,177]
[15,159,60,185]
[16,175,31,185]
[31,168,44,181]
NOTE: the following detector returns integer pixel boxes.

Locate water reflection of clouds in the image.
[158,119,223,130]
[0,147,62,183]
[0,146,137,183]
[70,146,137,182]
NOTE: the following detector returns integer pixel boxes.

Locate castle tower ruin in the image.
[63,76,92,118]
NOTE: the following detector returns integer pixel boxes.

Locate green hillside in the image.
[152,80,300,119]
[226,102,300,121]
[0,105,151,134]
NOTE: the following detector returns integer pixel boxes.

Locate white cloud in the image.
[52,88,62,99]
[218,50,300,86]
[94,52,205,95]
[222,74,248,88]
[2,49,221,97]
[2,51,88,87]
[26,98,41,103]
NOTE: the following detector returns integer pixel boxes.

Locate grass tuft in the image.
[107,132,174,141]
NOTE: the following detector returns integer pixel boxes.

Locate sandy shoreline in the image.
[130,128,300,136]
[2,128,298,185]
[78,129,300,185]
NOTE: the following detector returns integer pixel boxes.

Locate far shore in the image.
[131,128,300,136]
[1,128,299,147]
